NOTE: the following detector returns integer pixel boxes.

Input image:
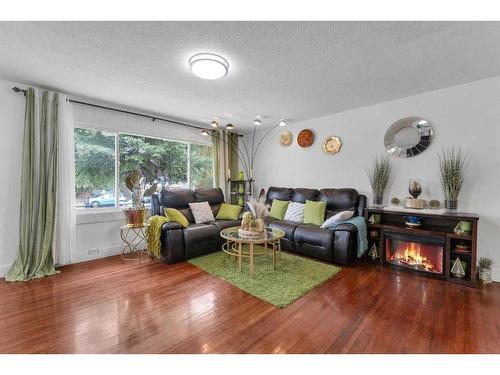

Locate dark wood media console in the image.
[364,206,479,288]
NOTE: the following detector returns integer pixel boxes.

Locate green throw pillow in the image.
[215,203,242,220]
[303,200,326,226]
[269,199,289,220]
[164,208,189,228]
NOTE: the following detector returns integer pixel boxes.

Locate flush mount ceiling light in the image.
[226,123,235,130]
[278,119,287,127]
[201,130,210,136]
[189,53,229,80]
[253,118,262,126]
[210,120,219,128]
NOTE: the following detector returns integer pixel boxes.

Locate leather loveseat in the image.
[151,187,241,264]
[264,187,366,265]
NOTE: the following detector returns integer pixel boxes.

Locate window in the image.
[74,127,214,209]
[74,128,116,208]
[190,143,215,189]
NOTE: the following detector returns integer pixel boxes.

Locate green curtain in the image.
[211,129,221,188]
[6,88,59,282]
[227,132,239,180]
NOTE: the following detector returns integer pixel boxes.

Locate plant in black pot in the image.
[123,170,158,227]
[367,154,392,205]
[438,147,470,210]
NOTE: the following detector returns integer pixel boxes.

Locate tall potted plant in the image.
[123,170,158,227]
[367,154,392,205]
[438,147,470,210]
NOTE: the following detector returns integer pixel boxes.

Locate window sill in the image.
[75,208,125,225]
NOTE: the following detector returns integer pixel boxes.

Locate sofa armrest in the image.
[160,223,185,264]
[161,221,184,231]
[333,222,357,233]
[332,223,358,265]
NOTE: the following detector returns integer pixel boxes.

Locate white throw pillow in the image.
[189,201,215,224]
[320,210,354,229]
[284,202,305,222]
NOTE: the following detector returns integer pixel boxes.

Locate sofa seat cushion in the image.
[268,220,299,241]
[210,219,241,231]
[183,223,220,259]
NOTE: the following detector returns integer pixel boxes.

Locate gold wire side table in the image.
[120,224,149,262]
[220,226,285,277]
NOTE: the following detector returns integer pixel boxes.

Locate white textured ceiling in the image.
[1,21,500,130]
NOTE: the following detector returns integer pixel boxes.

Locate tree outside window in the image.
[74,127,214,208]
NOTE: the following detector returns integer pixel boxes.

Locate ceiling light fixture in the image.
[189,53,229,80]
[226,123,234,130]
[210,120,219,128]
[201,130,210,136]
[253,118,262,126]
[278,119,287,127]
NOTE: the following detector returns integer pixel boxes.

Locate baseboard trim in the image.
[71,244,123,264]
[0,264,10,278]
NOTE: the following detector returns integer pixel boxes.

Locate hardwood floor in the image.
[0,255,499,353]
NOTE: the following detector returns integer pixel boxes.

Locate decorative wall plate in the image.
[297,129,314,147]
[279,131,293,146]
[322,135,342,155]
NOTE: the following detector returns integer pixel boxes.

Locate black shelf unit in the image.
[227,179,254,206]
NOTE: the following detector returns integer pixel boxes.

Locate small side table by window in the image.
[120,224,149,262]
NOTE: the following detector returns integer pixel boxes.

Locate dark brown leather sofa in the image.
[264,187,366,265]
[151,186,365,266]
[151,187,241,263]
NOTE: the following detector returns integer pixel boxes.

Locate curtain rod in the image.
[11,86,209,132]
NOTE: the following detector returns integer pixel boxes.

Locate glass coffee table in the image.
[220,226,285,277]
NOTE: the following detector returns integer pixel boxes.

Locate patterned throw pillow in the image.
[320,210,354,229]
[284,202,305,222]
[188,201,215,224]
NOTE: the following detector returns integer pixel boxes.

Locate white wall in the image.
[0,79,25,276]
[252,76,500,282]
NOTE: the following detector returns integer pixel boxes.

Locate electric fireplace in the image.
[385,232,445,276]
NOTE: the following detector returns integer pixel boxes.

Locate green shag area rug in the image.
[188,247,341,308]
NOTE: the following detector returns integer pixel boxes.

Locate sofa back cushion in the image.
[158,189,196,223]
[292,188,320,203]
[195,188,225,204]
[265,187,293,206]
[195,188,225,216]
[160,189,195,208]
[319,188,359,218]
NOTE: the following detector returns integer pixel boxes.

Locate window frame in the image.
[74,122,214,213]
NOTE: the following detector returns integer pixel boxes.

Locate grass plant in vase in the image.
[246,196,269,233]
[367,154,392,206]
[123,169,158,227]
[438,147,470,210]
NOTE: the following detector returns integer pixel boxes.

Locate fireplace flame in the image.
[391,242,435,272]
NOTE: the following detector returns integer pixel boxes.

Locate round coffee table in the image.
[220,226,285,277]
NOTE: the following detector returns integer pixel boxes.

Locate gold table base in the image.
[221,238,282,277]
[120,224,149,263]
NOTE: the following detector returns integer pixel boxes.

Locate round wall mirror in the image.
[384,117,433,158]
